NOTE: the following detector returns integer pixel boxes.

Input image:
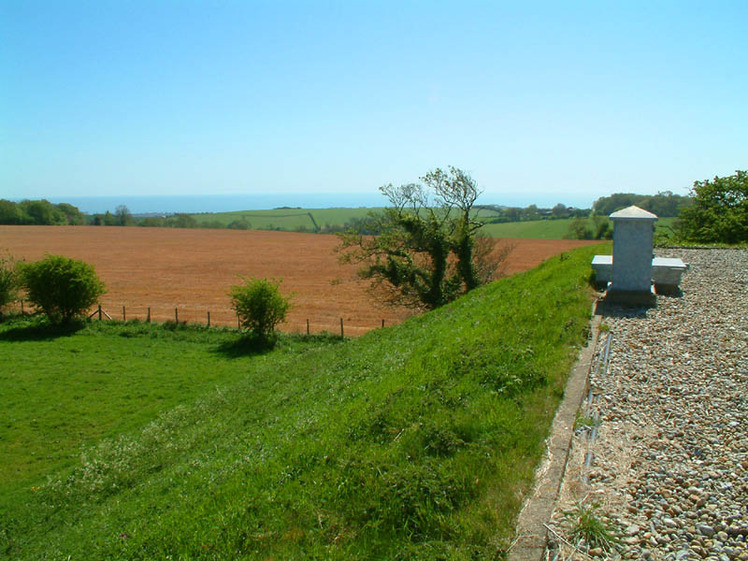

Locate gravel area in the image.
[548,248,748,561]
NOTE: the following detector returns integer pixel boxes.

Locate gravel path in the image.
[548,248,748,561]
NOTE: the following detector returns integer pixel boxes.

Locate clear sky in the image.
[1,0,746,209]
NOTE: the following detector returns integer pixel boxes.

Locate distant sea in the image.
[45,193,390,215]
[35,192,591,215]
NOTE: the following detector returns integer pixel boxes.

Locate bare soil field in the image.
[1,226,602,335]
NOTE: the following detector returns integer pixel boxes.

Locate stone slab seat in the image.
[592,255,689,291]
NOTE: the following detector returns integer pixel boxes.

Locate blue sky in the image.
[1,1,746,209]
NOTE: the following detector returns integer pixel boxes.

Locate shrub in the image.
[20,255,106,325]
[229,277,291,342]
[0,253,19,318]
[564,217,593,240]
[677,170,747,244]
[227,217,252,230]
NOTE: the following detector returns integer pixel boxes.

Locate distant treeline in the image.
[1,192,692,232]
[0,199,87,225]
[480,192,691,224]
[477,203,590,223]
[0,200,214,229]
[592,191,691,217]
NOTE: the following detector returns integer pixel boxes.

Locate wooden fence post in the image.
[306,319,310,336]
[147,307,151,324]
[175,308,179,323]
[340,318,344,339]
[20,300,24,315]
[98,305,102,321]
[122,306,126,322]
[207,311,211,327]
[382,319,385,329]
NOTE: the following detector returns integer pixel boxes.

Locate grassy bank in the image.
[1,246,599,560]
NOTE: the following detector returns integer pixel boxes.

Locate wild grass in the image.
[0,245,600,560]
[567,503,619,552]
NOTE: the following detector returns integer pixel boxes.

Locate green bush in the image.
[564,217,593,239]
[20,255,106,325]
[0,253,19,318]
[678,170,747,244]
[229,277,291,342]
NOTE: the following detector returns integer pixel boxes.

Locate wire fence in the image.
[6,300,391,338]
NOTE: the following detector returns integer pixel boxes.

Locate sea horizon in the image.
[11,192,594,215]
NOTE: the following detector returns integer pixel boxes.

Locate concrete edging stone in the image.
[508,311,602,561]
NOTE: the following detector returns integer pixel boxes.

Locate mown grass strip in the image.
[1,245,599,560]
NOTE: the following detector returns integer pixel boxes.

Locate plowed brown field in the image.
[1,226,602,335]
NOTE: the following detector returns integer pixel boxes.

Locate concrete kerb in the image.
[508,308,602,561]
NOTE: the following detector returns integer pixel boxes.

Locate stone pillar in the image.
[608,205,657,304]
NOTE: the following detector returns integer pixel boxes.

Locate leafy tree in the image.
[19,199,67,225]
[570,207,592,218]
[0,253,19,319]
[677,170,747,244]
[592,215,612,239]
[522,204,541,221]
[594,192,691,217]
[230,277,291,343]
[102,211,117,226]
[19,255,106,325]
[227,217,252,230]
[169,214,198,229]
[503,207,522,222]
[0,199,86,225]
[564,216,611,240]
[339,166,506,310]
[140,216,167,227]
[639,191,691,217]
[593,193,640,216]
[56,203,86,225]
[200,220,225,229]
[115,205,134,226]
[551,203,569,219]
[0,200,28,224]
[564,217,593,240]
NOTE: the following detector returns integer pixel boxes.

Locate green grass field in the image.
[1,246,600,559]
[186,206,678,240]
[191,207,381,231]
[482,219,574,239]
[483,216,678,239]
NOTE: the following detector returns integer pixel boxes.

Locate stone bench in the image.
[592,255,689,293]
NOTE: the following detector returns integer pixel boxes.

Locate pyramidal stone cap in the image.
[610,205,658,220]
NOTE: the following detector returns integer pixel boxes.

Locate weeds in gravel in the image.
[567,503,619,552]
[573,411,596,433]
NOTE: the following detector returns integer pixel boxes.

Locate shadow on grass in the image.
[214,334,279,358]
[0,318,87,341]
[214,331,347,358]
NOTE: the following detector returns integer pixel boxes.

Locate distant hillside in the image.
[483,217,677,239]
[189,207,380,232]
